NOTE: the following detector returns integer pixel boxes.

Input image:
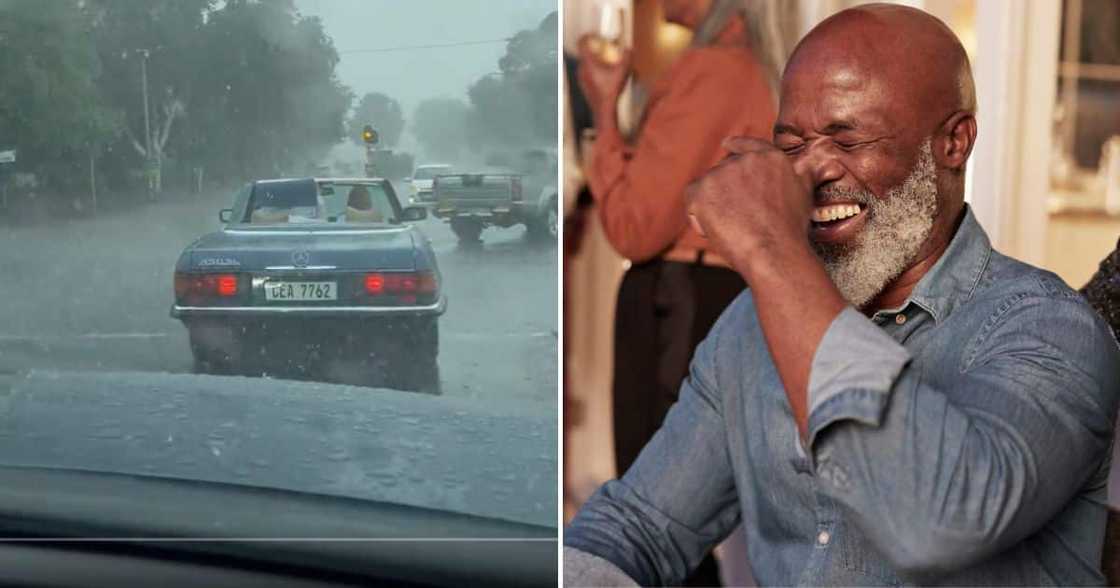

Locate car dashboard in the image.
[0,466,556,588]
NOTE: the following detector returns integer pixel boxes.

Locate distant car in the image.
[171,177,445,393]
[408,163,453,206]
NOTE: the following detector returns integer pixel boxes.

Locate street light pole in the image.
[139,49,151,162]
[137,48,157,200]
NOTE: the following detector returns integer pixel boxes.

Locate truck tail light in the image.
[511,177,523,202]
[175,272,239,303]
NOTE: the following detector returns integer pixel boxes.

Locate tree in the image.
[465,11,557,155]
[411,98,470,162]
[87,0,215,193]
[0,0,116,195]
[189,0,352,181]
[348,93,404,148]
[0,0,354,199]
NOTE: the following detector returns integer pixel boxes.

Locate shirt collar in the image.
[900,205,992,324]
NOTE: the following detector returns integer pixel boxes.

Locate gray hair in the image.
[691,0,798,98]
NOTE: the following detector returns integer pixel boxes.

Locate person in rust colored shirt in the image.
[577,0,779,584]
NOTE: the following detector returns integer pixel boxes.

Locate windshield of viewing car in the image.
[0,0,558,535]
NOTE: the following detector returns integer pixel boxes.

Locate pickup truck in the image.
[430,151,557,244]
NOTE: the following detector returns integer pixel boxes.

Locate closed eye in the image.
[833,136,882,151]
[835,140,874,151]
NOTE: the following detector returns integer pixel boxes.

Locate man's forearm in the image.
[737,239,847,439]
[563,547,638,587]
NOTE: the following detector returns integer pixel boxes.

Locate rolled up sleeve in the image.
[564,324,740,586]
[805,307,912,448]
[804,298,1120,580]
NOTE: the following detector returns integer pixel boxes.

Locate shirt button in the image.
[895,314,907,325]
[817,531,831,546]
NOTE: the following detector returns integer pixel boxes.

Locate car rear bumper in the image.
[170,295,447,319]
[433,202,531,218]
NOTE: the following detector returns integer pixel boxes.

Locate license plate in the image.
[265,281,337,301]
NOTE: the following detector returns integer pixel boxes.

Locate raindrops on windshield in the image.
[0,0,558,528]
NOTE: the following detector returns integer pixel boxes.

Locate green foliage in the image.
[0,0,117,189]
[411,98,471,162]
[464,11,557,154]
[186,0,352,181]
[348,92,404,148]
[0,2,558,201]
[0,0,353,198]
[407,11,557,165]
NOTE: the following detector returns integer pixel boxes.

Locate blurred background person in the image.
[1085,237,1120,588]
[576,0,792,584]
[1083,237,1120,339]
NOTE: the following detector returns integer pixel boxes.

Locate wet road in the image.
[0,184,557,410]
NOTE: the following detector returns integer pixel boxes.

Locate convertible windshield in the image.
[242,180,399,225]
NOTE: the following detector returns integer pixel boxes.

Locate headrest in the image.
[345,206,383,223]
[251,208,290,224]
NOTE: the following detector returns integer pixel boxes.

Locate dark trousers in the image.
[613,259,746,587]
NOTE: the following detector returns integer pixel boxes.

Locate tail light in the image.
[511,177,523,202]
[175,272,240,304]
[363,271,438,305]
[364,273,385,294]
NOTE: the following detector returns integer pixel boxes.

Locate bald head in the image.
[789,4,975,124]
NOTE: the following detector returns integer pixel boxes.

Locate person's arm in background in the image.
[1081,237,1120,340]
[564,303,743,586]
[1082,237,1120,585]
[577,42,772,262]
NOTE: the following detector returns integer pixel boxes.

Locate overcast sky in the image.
[294,0,556,119]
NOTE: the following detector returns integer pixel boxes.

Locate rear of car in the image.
[171,178,445,392]
[409,164,453,206]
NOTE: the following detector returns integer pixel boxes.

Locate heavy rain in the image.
[0,0,558,534]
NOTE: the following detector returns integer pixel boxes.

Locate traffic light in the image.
[362,125,379,145]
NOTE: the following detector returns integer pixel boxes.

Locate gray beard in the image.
[812,140,939,308]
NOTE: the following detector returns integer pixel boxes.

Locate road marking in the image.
[0,332,172,342]
[444,331,555,341]
[0,331,554,343]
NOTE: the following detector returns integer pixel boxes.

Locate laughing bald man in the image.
[564,5,1120,586]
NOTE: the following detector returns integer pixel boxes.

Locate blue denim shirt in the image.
[566,209,1120,586]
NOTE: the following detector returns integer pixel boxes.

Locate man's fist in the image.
[685,137,814,275]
